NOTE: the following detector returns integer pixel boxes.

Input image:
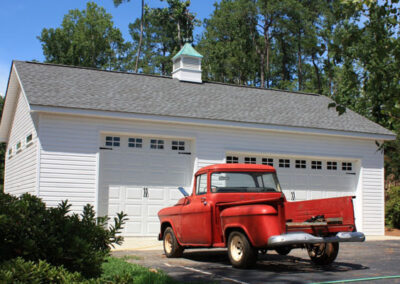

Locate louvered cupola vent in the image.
[171,43,203,83]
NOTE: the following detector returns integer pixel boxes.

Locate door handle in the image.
[201,197,207,205]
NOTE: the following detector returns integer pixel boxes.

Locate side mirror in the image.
[178,187,189,197]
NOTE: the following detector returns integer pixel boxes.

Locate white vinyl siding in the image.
[35,113,384,235]
[4,91,37,195]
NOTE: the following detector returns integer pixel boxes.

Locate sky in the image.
[0,0,218,97]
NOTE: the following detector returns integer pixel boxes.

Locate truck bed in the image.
[284,196,356,235]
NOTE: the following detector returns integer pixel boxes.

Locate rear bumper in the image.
[268,231,365,247]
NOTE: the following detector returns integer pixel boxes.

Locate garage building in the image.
[0,45,395,236]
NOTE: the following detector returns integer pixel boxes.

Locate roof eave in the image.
[29,104,397,141]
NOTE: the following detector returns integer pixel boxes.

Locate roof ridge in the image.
[14,60,173,81]
[15,60,320,97]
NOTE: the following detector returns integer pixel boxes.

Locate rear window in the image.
[210,172,281,193]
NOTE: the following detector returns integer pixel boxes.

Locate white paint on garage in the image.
[34,113,384,235]
[99,134,193,236]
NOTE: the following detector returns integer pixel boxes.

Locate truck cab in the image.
[158,164,364,268]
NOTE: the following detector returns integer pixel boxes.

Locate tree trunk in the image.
[311,52,322,94]
[297,32,302,91]
[134,0,144,73]
[177,21,182,48]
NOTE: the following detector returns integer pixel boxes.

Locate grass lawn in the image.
[101,257,178,284]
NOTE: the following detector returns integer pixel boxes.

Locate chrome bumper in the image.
[268,231,365,247]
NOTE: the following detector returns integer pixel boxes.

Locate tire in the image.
[163,227,184,258]
[307,242,339,265]
[227,231,257,268]
[275,246,292,256]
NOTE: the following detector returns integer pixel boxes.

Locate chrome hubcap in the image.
[230,235,244,261]
[164,233,173,254]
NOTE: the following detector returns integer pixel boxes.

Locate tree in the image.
[38,2,127,70]
[113,0,144,73]
[128,0,199,75]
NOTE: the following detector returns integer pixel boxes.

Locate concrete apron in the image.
[113,237,163,251]
[112,235,400,251]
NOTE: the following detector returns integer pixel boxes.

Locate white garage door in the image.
[226,154,358,201]
[100,134,193,236]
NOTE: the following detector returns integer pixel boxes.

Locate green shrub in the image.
[0,257,86,284]
[101,257,177,284]
[386,186,400,229]
[0,192,127,278]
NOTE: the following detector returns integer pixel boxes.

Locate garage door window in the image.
[196,174,207,195]
[128,138,142,148]
[295,160,306,169]
[244,157,256,164]
[311,161,322,169]
[226,156,239,163]
[262,158,274,166]
[172,141,185,151]
[105,136,120,147]
[150,139,164,149]
[327,161,337,170]
[342,162,352,171]
[279,159,290,168]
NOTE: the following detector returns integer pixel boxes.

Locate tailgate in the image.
[284,196,356,234]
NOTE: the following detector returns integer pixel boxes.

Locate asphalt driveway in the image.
[113,240,400,284]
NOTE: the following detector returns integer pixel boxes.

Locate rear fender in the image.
[224,225,255,246]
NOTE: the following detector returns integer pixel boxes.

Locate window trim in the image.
[150,139,164,150]
[311,160,322,170]
[262,158,274,166]
[196,173,208,195]
[279,159,290,168]
[105,136,120,147]
[128,137,143,148]
[172,140,185,151]
[226,156,239,164]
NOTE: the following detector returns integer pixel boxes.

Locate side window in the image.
[196,174,207,195]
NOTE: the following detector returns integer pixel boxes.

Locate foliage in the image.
[0,192,127,278]
[0,257,86,284]
[0,257,178,284]
[128,0,199,75]
[386,186,400,229]
[101,257,177,284]
[38,2,129,70]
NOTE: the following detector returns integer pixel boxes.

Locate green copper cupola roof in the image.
[172,43,203,60]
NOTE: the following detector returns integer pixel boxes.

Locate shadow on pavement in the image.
[181,249,369,274]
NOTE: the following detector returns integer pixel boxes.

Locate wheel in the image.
[307,242,339,265]
[163,227,183,258]
[227,231,257,268]
[275,246,292,255]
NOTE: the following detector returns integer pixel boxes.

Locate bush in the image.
[386,186,400,229]
[0,257,86,284]
[0,192,127,278]
[101,257,178,284]
[0,257,178,284]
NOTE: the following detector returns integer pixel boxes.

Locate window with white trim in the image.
[262,158,274,166]
[295,160,306,169]
[327,161,337,170]
[8,148,12,158]
[150,139,164,149]
[244,157,256,164]
[172,141,185,151]
[342,162,352,171]
[16,141,22,152]
[26,134,33,144]
[128,138,142,148]
[279,159,290,168]
[105,136,120,147]
[226,156,238,163]
[311,161,322,170]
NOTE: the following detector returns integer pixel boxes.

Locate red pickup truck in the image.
[158,164,365,268]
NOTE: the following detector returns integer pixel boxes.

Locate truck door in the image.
[180,173,212,245]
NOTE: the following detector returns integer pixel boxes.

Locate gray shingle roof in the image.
[14,60,394,136]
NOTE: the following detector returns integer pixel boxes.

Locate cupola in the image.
[171,43,203,83]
